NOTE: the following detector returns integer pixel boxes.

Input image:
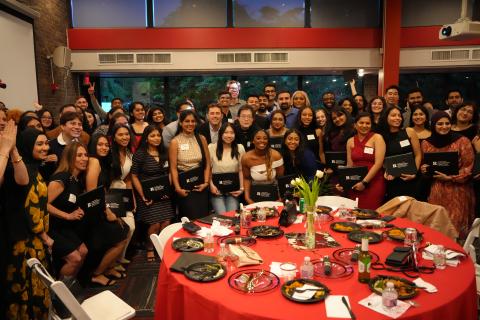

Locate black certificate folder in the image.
[384,152,417,177]
[212,172,240,193]
[325,151,347,168]
[78,186,105,217]
[141,174,172,201]
[179,167,204,191]
[424,151,459,175]
[337,166,368,189]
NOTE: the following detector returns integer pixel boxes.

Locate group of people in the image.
[0,79,478,319]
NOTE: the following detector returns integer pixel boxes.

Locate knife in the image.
[341,296,356,320]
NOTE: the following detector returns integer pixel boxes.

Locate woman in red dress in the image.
[341,112,386,209]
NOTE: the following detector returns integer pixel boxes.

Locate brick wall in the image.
[17,0,79,114]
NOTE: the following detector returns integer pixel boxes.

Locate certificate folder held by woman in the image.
[141,174,172,201]
[78,185,105,217]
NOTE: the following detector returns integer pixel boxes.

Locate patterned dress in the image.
[6,173,50,320]
[421,136,475,238]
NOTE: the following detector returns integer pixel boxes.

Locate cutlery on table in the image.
[341,296,356,320]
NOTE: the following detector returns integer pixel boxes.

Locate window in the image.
[303,75,364,107]
[402,0,462,27]
[71,0,147,28]
[236,76,298,98]
[153,0,227,27]
[311,0,381,28]
[235,0,304,27]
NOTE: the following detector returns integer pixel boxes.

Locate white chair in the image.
[463,218,480,296]
[316,195,358,209]
[27,258,135,320]
[150,222,182,258]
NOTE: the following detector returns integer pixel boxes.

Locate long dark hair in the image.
[409,105,431,130]
[251,129,274,181]
[452,102,479,126]
[37,109,56,131]
[138,125,167,167]
[107,113,129,137]
[129,101,146,124]
[296,106,317,130]
[88,133,112,185]
[281,128,305,169]
[146,105,169,127]
[326,106,354,145]
[377,105,404,135]
[216,122,239,161]
[338,97,359,117]
[110,124,134,179]
[175,109,199,136]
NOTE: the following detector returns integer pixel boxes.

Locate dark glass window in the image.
[235,0,304,27]
[311,0,381,28]
[303,75,364,107]
[71,0,147,28]
[402,0,462,27]
[236,76,298,99]
[153,0,227,27]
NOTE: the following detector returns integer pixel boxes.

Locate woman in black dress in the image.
[377,106,422,201]
[295,106,325,163]
[131,125,174,262]
[85,134,129,285]
[281,128,318,180]
[451,102,478,141]
[47,142,89,278]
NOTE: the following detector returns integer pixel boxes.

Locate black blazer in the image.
[198,122,213,145]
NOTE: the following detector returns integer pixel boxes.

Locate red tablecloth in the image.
[155,216,477,320]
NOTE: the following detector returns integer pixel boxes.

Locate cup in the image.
[280,262,297,281]
[227,253,239,272]
[433,245,446,270]
[256,208,267,222]
[404,228,418,246]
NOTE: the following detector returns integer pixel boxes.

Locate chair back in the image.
[316,195,358,209]
[464,218,480,263]
[27,258,92,320]
[150,222,182,258]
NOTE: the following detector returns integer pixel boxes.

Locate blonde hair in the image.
[55,141,88,175]
[291,91,311,108]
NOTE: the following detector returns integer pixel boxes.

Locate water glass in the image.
[344,211,357,223]
[316,213,330,231]
[404,228,418,246]
[257,208,267,222]
[226,253,239,272]
[280,262,297,281]
[433,245,446,270]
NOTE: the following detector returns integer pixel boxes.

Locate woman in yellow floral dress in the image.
[4,128,53,319]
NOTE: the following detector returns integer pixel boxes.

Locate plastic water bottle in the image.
[382,282,398,311]
[338,204,349,218]
[204,231,214,253]
[300,256,314,279]
[433,245,446,270]
[216,243,229,267]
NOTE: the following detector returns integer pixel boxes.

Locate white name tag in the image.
[307,134,315,140]
[247,141,251,147]
[68,193,77,203]
[364,147,374,154]
[400,139,410,148]
[228,118,234,123]
[163,161,169,168]
[180,144,189,151]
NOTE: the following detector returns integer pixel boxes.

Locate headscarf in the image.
[17,128,45,179]
[426,111,462,148]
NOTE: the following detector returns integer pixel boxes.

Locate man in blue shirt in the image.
[276,91,298,129]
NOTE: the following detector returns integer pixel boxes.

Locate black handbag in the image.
[385,247,412,267]
[278,208,296,227]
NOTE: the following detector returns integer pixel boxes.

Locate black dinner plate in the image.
[351,208,379,220]
[184,262,226,282]
[330,221,362,233]
[281,279,330,303]
[250,225,284,238]
[316,205,333,215]
[385,227,424,243]
[347,230,383,244]
[369,275,419,300]
[172,237,204,252]
[217,235,257,247]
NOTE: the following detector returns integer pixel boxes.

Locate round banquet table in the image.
[154,213,477,320]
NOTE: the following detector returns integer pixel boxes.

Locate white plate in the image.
[245,201,283,210]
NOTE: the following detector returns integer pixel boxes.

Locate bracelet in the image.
[361,180,369,187]
[12,156,23,164]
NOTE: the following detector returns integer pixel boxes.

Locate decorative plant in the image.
[290,170,331,208]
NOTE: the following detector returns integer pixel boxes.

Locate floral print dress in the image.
[6,173,50,320]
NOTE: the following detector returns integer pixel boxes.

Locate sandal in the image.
[105,268,127,279]
[91,274,116,287]
[147,249,156,262]
[114,264,126,272]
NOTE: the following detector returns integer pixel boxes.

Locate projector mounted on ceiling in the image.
[439,19,480,40]
[439,0,480,40]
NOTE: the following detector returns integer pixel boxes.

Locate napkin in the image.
[196,220,233,237]
[422,244,465,267]
[358,293,410,319]
[291,284,321,300]
[356,219,385,228]
[325,295,353,318]
[269,262,283,277]
[413,277,438,293]
[294,214,304,224]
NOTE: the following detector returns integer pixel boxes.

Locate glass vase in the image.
[305,205,316,249]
